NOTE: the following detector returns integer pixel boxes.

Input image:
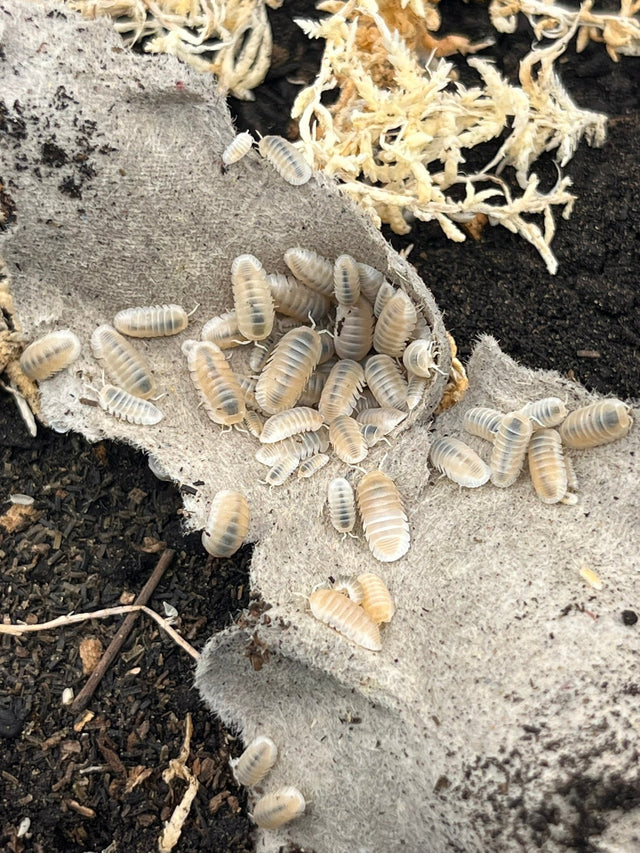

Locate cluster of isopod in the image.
[230,735,306,829]
[430,396,633,504]
[222,131,312,186]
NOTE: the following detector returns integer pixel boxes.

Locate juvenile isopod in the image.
[334,297,375,361]
[527,428,568,504]
[490,411,533,488]
[263,454,299,486]
[330,575,364,603]
[463,406,503,442]
[20,330,81,381]
[186,340,246,425]
[318,359,365,423]
[266,273,330,325]
[357,573,395,624]
[297,453,330,478]
[283,247,334,297]
[360,423,388,447]
[356,470,410,563]
[98,384,164,425]
[364,354,408,410]
[402,338,439,378]
[201,310,248,349]
[429,436,490,488]
[373,289,417,358]
[259,135,312,186]
[222,131,254,168]
[255,326,322,414]
[357,262,386,304]
[329,415,368,465]
[202,490,250,558]
[327,477,356,534]
[231,735,277,788]
[519,397,568,430]
[242,409,264,438]
[373,280,395,318]
[559,399,632,448]
[91,324,156,399]
[252,786,306,829]
[309,588,381,651]
[255,427,329,466]
[260,406,324,443]
[333,254,360,306]
[406,373,428,411]
[356,407,407,434]
[113,304,188,338]
[231,254,275,341]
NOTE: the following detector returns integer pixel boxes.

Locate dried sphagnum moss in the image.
[293,0,608,273]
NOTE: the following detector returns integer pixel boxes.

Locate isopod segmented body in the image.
[356,470,410,563]
[20,329,81,381]
[365,354,408,410]
[402,338,438,378]
[258,135,312,186]
[329,415,368,465]
[201,310,248,349]
[327,477,356,534]
[357,573,395,624]
[334,297,375,361]
[330,576,364,603]
[373,289,417,358]
[255,427,329,466]
[333,254,360,306]
[98,384,164,425]
[260,406,324,443]
[91,324,156,399]
[283,247,334,297]
[357,262,386,304]
[490,411,533,488]
[231,735,277,788]
[202,489,250,558]
[429,436,490,488]
[242,409,264,438]
[298,453,330,478]
[186,340,246,425]
[519,397,568,430]
[356,407,407,434]
[527,428,568,504]
[559,399,632,448]
[463,406,503,442]
[231,254,275,342]
[255,326,322,414]
[360,423,387,447]
[373,280,395,318]
[222,131,254,167]
[252,786,306,829]
[266,273,330,325]
[318,359,365,423]
[264,453,299,486]
[406,373,428,411]
[309,588,381,651]
[113,304,188,338]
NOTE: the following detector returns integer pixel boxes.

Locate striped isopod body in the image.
[222,131,254,167]
[283,247,334,297]
[20,330,81,381]
[463,406,503,442]
[490,411,533,487]
[298,453,330,478]
[309,588,381,651]
[360,424,388,447]
[91,324,156,399]
[252,786,306,829]
[519,397,568,430]
[231,735,277,788]
[264,454,299,486]
[260,406,324,443]
[364,354,408,410]
[242,409,264,438]
[98,384,163,425]
[113,304,188,337]
[231,254,275,341]
[356,470,410,563]
[429,436,490,488]
[318,334,335,366]
[559,399,632,448]
[296,362,332,407]
[327,477,356,534]
[258,135,312,186]
[357,573,395,624]
[255,427,329,466]
[357,263,386,304]
[201,490,250,558]
[330,576,364,603]
[373,280,395,318]
[266,273,330,325]
[356,407,407,434]
[255,326,322,414]
[334,297,375,361]
[201,310,248,349]
[402,338,439,378]
[234,374,260,411]
[318,359,365,423]
[186,340,246,425]
[406,373,428,411]
[333,254,360,306]
[527,428,568,504]
[329,415,368,465]
[373,289,417,358]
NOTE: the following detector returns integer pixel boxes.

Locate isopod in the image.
[490,411,533,488]
[259,135,312,186]
[463,406,503,442]
[297,363,332,407]
[559,399,632,448]
[333,297,375,361]
[356,407,407,434]
[252,786,306,829]
[298,453,330,478]
[264,454,299,486]
[327,477,356,534]
[356,262,386,304]
[231,254,275,341]
[527,428,568,504]
[222,131,254,167]
[333,254,360,306]
[91,324,156,399]
[402,338,439,378]
[357,573,395,624]
[186,340,246,425]
[255,427,329,466]
[201,490,250,558]
[266,273,330,325]
[242,409,264,438]
[318,359,365,423]
[373,280,395,318]
[373,289,417,358]
[309,588,381,651]
[519,397,568,430]
[330,575,364,603]
[201,310,248,349]
[283,247,334,297]
[98,384,163,425]
[113,304,188,337]
[356,470,410,563]
[231,735,277,788]
[429,436,491,488]
[406,373,428,411]
[260,406,324,443]
[360,423,388,447]
[364,354,408,410]
[329,415,368,465]
[20,329,81,381]
[255,326,322,414]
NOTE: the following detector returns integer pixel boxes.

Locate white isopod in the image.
[357,263,386,304]
[20,330,81,381]
[429,436,491,488]
[333,254,361,306]
[222,131,254,167]
[463,406,503,442]
[356,470,410,563]
[242,409,264,438]
[255,326,322,414]
[186,340,246,425]
[98,384,164,425]
[364,354,408,410]
[334,297,375,361]
[318,359,365,423]
[259,135,312,186]
[260,406,324,443]
[309,588,381,651]
[264,454,299,486]
[252,786,306,829]
[490,411,533,487]
[91,324,156,399]
[202,490,250,558]
[255,427,329,466]
[559,399,632,448]
[231,254,275,342]
[519,397,568,430]
[231,735,277,788]
[113,304,188,337]
[329,415,369,465]
[201,310,248,349]
[527,428,568,504]
[298,453,330,478]
[373,289,417,358]
[402,338,439,378]
[357,573,395,624]
[266,273,330,324]
[327,477,356,534]
[373,281,395,318]
[356,407,408,434]
[283,247,334,297]
[406,373,428,411]
[330,575,364,603]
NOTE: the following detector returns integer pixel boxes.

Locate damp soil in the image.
[1,3,639,853]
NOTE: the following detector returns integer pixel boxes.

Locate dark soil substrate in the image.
[1,2,639,852]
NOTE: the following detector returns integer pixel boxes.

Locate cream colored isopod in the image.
[358,573,395,624]
[201,490,250,558]
[252,786,306,829]
[356,470,410,563]
[559,399,632,448]
[20,330,82,381]
[231,736,278,788]
[309,588,381,651]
